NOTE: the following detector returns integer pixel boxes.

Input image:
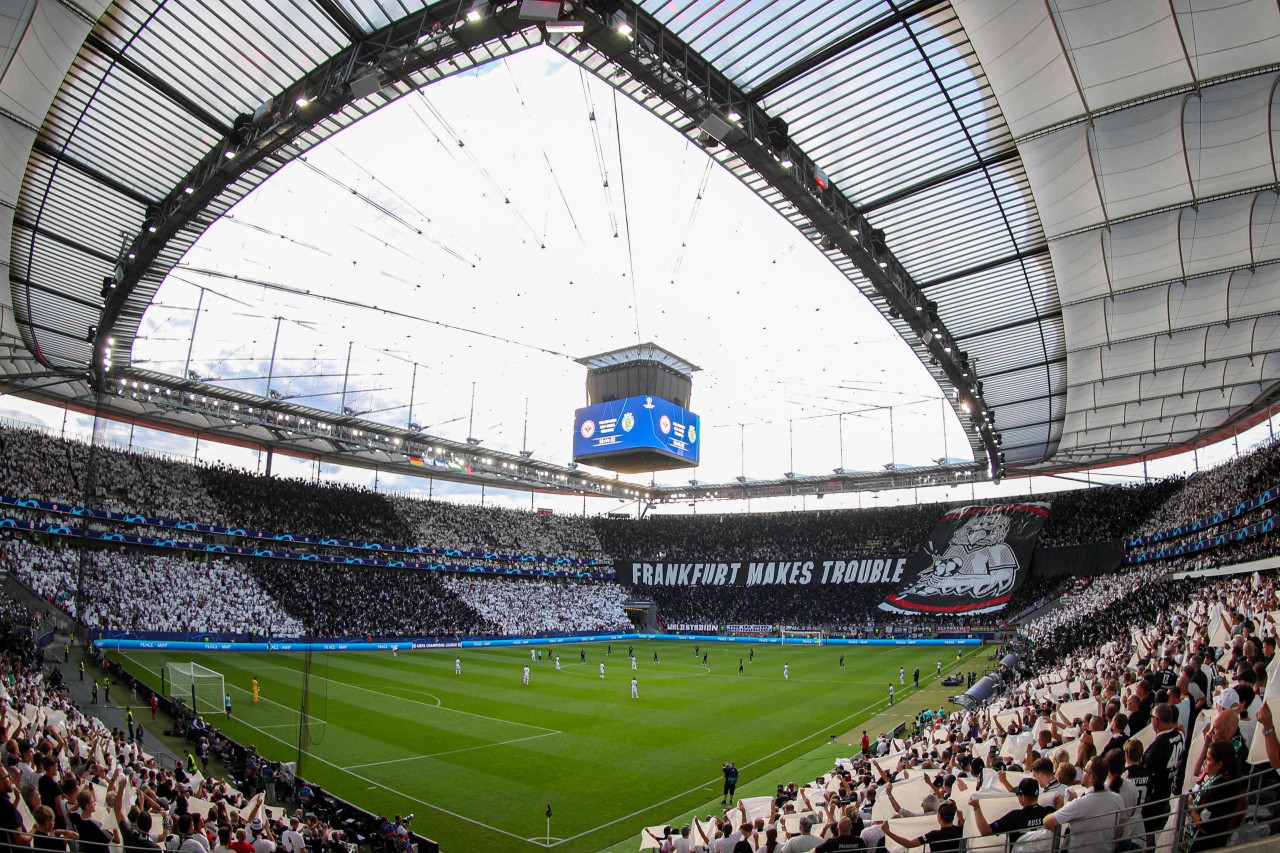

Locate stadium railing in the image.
[964,765,1278,853]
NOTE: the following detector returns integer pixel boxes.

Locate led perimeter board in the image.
[573,395,700,472]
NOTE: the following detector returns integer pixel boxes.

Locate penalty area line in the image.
[547,644,988,848]
[120,654,534,845]
[342,731,560,769]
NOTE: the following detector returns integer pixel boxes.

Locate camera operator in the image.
[721,763,739,806]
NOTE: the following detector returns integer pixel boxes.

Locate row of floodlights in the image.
[461,2,635,36]
[110,377,653,492]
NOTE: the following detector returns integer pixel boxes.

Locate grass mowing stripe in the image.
[119,652,537,845]
[232,654,561,732]
[121,642,988,853]
[341,731,562,769]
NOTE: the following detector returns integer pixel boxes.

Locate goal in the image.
[779,629,824,646]
[163,662,226,716]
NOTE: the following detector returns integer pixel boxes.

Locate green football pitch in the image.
[119,641,982,853]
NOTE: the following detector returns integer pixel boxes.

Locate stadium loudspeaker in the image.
[698,113,735,143]
[518,0,561,21]
[349,71,385,100]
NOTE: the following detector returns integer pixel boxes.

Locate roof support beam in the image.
[748,0,948,100]
[955,309,1063,341]
[309,0,367,43]
[12,218,118,264]
[980,355,1066,381]
[31,140,155,207]
[920,244,1051,289]
[9,276,107,311]
[858,146,1021,214]
[83,33,230,135]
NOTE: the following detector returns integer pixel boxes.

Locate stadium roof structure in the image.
[2,0,1279,503]
[576,343,700,377]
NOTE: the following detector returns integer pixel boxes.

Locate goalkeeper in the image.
[252,676,260,704]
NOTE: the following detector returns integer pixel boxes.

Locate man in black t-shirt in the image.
[1101,712,1130,755]
[0,768,32,853]
[1124,738,1150,808]
[882,801,962,852]
[70,790,118,853]
[113,777,160,851]
[970,779,1052,844]
[35,759,62,831]
[1155,657,1178,692]
[814,817,864,852]
[1231,669,1258,719]
[1140,703,1185,848]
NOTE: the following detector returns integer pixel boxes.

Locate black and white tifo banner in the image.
[880,503,1049,615]
[627,558,909,587]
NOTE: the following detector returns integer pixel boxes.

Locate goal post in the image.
[163,662,226,716]
[779,629,824,646]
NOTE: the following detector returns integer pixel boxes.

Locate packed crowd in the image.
[0,590,371,853]
[634,566,1280,852]
[594,504,944,562]
[1138,439,1280,537]
[1,540,303,636]
[246,563,492,638]
[1156,529,1280,575]
[395,499,604,560]
[0,424,1275,642]
[436,576,631,636]
[0,424,1274,571]
[1036,478,1187,548]
[1018,564,1175,652]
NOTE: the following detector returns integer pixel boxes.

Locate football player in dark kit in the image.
[721,762,739,805]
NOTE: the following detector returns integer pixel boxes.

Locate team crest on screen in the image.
[621,412,635,432]
[688,425,697,443]
[659,415,672,434]
[580,420,596,439]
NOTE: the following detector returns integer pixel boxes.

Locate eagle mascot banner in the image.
[880,503,1048,615]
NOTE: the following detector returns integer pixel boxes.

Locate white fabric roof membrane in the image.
[954,0,1280,465]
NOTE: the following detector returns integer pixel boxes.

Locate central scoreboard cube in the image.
[573,344,701,473]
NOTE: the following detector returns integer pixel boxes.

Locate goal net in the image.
[163,662,226,716]
[779,629,824,646]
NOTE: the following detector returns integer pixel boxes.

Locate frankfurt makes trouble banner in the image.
[879,503,1049,615]
[627,558,909,587]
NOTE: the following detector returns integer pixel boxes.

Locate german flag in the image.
[408,455,425,467]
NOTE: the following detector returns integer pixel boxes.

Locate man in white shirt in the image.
[1043,757,1124,852]
[249,821,276,853]
[280,818,305,853]
[779,816,820,853]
